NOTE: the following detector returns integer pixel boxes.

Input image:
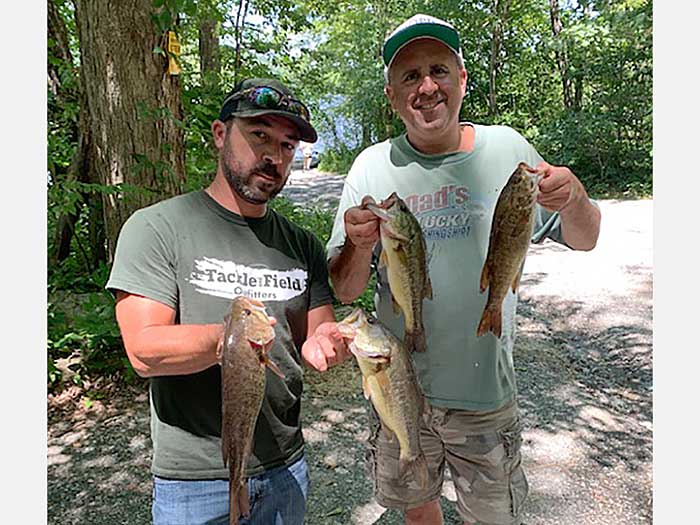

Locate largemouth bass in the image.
[366,192,432,353]
[338,308,429,488]
[219,296,282,525]
[477,162,540,338]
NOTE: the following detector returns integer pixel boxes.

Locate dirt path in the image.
[48,171,652,524]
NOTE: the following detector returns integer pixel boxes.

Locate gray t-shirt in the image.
[107,190,333,479]
[327,124,568,411]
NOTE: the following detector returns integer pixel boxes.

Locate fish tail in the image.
[229,478,239,525]
[399,453,430,489]
[477,304,503,339]
[229,479,250,525]
[404,328,427,353]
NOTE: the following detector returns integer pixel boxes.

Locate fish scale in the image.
[338,308,429,488]
[477,162,540,339]
[220,296,279,525]
[367,192,432,353]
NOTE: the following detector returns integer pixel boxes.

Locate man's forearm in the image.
[559,195,601,251]
[125,324,223,378]
[329,240,374,304]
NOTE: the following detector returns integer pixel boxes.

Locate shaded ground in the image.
[48,172,652,524]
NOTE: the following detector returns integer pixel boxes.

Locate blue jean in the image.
[152,454,310,525]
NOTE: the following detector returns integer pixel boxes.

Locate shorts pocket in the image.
[498,417,528,519]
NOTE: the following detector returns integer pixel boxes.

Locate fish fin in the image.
[424,276,433,301]
[230,479,240,524]
[393,231,410,243]
[362,376,371,400]
[400,454,429,489]
[215,336,224,363]
[479,261,490,294]
[404,329,427,353]
[412,453,430,489]
[380,420,395,442]
[391,294,401,316]
[379,248,388,269]
[264,357,285,379]
[374,369,393,397]
[238,482,251,519]
[511,261,525,293]
[222,436,229,467]
[476,304,503,339]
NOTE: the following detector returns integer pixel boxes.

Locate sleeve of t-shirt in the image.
[105,208,178,309]
[514,130,598,248]
[305,232,335,310]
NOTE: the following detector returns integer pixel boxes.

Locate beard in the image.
[221,141,288,205]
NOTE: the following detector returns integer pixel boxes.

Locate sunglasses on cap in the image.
[227,86,311,123]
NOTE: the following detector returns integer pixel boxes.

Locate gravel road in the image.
[48,171,652,524]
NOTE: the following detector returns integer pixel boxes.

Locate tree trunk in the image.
[233,0,250,83]
[549,0,575,110]
[48,0,73,102]
[488,0,511,117]
[76,0,186,262]
[49,0,105,269]
[199,17,221,82]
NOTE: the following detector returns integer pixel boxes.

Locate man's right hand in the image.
[344,195,381,250]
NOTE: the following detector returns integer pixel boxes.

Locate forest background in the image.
[46,0,651,391]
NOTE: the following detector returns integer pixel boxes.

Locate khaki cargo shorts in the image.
[367,399,528,525]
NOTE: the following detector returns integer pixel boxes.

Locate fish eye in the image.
[244,308,252,316]
[366,315,376,325]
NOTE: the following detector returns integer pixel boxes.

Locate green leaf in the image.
[324,508,343,517]
[153,46,166,56]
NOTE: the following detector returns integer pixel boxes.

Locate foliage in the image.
[47,263,137,389]
[46,0,652,388]
[269,197,375,311]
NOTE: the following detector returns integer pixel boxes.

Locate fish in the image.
[366,192,432,353]
[477,162,540,338]
[219,296,283,525]
[338,308,429,488]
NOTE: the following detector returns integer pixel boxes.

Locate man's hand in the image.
[344,195,381,250]
[529,161,600,251]
[301,322,352,372]
[531,161,586,213]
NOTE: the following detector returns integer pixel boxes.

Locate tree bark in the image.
[48,0,73,101]
[75,0,186,262]
[199,17,221,82]
[233,0,250,83]
[49,0,105,269]
[549,0,575,110]
[488,0,511,117]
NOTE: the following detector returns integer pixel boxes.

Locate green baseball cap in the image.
[382,14,463,75]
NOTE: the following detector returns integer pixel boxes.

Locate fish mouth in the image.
[249,337,274,353]
[365,203,410,242]
[348,341,390,362]
[365,203,391,221]
[337,308,363,338]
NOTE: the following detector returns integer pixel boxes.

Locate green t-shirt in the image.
[327,124,568,411]
[107,190,333,479]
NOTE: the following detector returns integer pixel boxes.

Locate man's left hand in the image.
[531,161,586,213]
[301,322,352,372]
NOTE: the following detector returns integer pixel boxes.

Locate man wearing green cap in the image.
[107,78,350,525]
[327,14,601,525]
